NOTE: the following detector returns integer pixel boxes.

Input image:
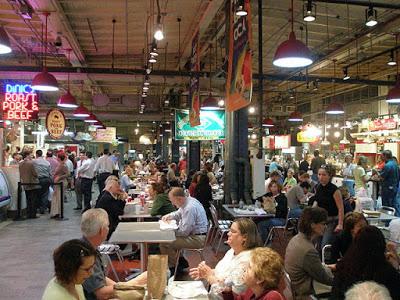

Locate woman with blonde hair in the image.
[234,247,285,300]
[190,218,261,299]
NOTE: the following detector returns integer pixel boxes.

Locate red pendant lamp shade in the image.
[32,13,59,91]
[262,117,274,127]
[273,31,313,68]
[201,94,221,110]
[57,91,78,108]
[387,80,400,104]
[248,122,253,130]
[84,113,98,123]
[73,103,90,117]
[32,68,59,91]
[326,102,344,114]
[0,26,12,54]
[288,111,303,122]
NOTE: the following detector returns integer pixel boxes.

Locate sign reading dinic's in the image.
[2,83,39,120]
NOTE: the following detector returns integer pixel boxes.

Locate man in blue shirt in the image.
[160,187,208,273]
[379,150,399,208]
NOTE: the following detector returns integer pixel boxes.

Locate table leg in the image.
[140,242,148,272]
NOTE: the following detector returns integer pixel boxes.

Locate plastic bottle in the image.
[238,199,244,209]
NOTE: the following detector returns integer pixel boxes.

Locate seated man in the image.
[286,181,312,219]
[160,187,208,274]
[264,170,283,193]
[81,208,146,300]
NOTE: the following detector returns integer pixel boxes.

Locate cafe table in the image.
[109,222,175,272]
[120,203,154,222]
[364,211,398,224]
[223,204,274,219]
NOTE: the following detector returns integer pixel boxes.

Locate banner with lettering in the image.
[226,0,252,112]
[189,32,200,127]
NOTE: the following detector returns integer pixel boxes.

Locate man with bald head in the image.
[160,187,208,274]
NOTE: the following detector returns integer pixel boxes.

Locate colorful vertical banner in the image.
[189,32,201,127]
[226,0,253,112]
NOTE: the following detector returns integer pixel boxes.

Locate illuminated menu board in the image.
[2,83,39,120]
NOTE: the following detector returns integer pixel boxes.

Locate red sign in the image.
[368,118,397,131]
[2,84,39,120]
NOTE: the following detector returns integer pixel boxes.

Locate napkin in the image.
[168,281,208,298]
[159,219,178,230]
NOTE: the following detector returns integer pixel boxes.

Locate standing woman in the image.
[313,164,344,248]
[353,155,370,195]
[194,173,213,221]
[50,152,70,218]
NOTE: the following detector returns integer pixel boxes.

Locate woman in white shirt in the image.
[342,154,356,196]
[42,239,97,300]
[189,218,261,298]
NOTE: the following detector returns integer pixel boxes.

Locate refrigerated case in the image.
[1,166,24,211]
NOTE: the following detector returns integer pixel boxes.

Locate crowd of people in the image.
[11,146,400,299]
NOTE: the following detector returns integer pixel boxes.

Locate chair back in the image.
[321,244,332,264]
[283,207,291,227]
[210,203,219,227]
[380,206,396,215]
[282,270,294,300]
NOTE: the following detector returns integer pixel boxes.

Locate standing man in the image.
[110,150,120,178]
[160,187,208,274]
[379,150,399,208]
[46,150,59,177]
[19,149,41,218]
[77,151,95,212]
[74,151,86,210]
[94,149,113,193]
[310,150,326,183]
[33,150,52,214]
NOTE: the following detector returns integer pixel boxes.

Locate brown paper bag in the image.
[147,254,168,299]
[113,282,145,300]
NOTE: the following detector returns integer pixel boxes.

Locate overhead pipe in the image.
[345,44,400,69]
[0,65,395,86]
[313,0,400,10]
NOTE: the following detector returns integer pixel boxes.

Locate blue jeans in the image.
[381,186,397,208]
[288,207,303,219]
[321,218,338,249]
[343,179,355,196]
[258,218,286,243]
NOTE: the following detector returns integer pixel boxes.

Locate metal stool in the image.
[98,244,128,281]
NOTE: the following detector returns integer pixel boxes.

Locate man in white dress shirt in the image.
[94,149,114,193]
[77,151,96,212]
[74,152,86,210]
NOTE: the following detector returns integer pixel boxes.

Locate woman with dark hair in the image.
[257,180,288,244]
[42,239,97,300]
[194,173,213,220]
[330,212,367,263]
[285,207,333,299]
[312,164,344,248]
[149,182,176,216]
[332,225,400,299]
[50,152,70,219]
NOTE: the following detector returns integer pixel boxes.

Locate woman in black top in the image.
[194,173,213,221]
[95,179,126,240]
[313,164,344,248]
[329,212,367,263]
[257,180,288,244]
[332,225,400,300]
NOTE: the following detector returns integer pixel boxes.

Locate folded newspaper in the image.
[159,219,178,230]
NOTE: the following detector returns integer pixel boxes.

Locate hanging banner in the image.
[94,127,116,143]
[46,108,66,139]
[368,118,397,131]
[189,31,201,127]
[226,0,253,112]
[175,109,225,141]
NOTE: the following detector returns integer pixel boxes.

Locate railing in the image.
[15,181,64,220]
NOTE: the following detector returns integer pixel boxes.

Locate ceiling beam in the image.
[313,0,400,10]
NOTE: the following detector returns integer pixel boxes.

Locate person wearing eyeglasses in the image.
[285,207,334,299]
[312,164,344,249]
[42,239,97,300]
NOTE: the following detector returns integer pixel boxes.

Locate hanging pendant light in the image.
[73,103,90,117]
[387,45,400,103]
[273,0,313,68]
[248,122,254,130]
[154,15,164,41]
[32,13,59,91]
[326,102,344,114]
[365,5,378,27]
[84,113,98,123]
[303,0,316,22]
[262,117,274,127]
[201,94,221,110]
[0,26,12,54]
[288,111,303,122]
[58,49,78,108]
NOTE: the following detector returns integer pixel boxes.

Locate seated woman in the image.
[189,171,201,197]
[120,166,135,192]
[95,179,126,240]
[189,218,261,299]
[332,225,400,299]
[194,173,213,220]
[234,247,286,300]
[149,182,176,216]
[258,180,288,244]
[42,239,97,300]
[285,207,334,299]
[330,211,367,263]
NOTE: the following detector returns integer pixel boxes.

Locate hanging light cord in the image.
[44,13,48,67]
[291,0,294,32]
[112,19,116,69]
[67,49,71,91]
